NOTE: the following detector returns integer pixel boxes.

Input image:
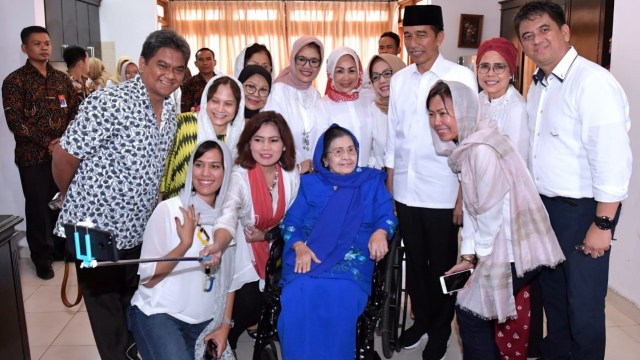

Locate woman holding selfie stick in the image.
[427,80,564,360]
[128,139,235,360]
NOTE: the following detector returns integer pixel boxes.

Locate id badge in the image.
[58,95,67,108]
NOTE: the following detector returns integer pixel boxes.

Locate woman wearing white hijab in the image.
[314,47,375,168]
[427,80,564,359]
[162,74,245,199]
[129,139,236,360]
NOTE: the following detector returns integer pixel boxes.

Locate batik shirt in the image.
[180,73,209,113]
[2,60,78,166]
[55,75,178,249]
[67,73,97,103]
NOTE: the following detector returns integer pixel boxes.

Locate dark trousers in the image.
[228,280,263,349]
[76,245,141,360]
[18,161,65,267]
[396,202,459,342]
[538,196,617,360]
[456,264,540,360]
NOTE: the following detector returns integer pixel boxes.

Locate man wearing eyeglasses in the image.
[181,47,217,112]
[384,5,476,360]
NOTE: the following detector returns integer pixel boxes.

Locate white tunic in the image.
[264,82,321,163]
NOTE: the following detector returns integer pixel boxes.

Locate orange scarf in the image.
[248,165,285,279]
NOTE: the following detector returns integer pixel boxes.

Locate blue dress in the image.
[278,168,396,360]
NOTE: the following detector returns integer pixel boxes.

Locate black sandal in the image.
[247,328,258,339]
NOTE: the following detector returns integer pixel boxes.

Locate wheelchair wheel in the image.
[380,232,405,359]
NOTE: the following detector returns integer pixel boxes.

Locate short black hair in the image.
[380,31,401,48]
[63,45,88,68]
[140,29,191,66]
[21,26,48,44]
[244,43,273,68]
[514,0,567,38]
[196,47,215,60]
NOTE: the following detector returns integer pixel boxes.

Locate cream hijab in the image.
[367,54,406,114]
[196,74,246,159]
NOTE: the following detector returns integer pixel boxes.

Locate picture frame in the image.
[458,14,484,48]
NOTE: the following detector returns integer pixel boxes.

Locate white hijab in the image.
[196,74,246,159]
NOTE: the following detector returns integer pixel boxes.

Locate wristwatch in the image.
[594,216,614,230]
[221,318,235,328]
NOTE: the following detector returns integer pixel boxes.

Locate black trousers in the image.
[396,202,459,342]
[18,161,65,267]
[228,280,264,349]
[76,245,141,360]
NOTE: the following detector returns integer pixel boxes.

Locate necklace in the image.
[267,169,279,192]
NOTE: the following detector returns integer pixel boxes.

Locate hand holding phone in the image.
[203,339,218,360]
[440,268,473,294]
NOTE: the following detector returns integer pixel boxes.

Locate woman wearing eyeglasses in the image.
[238,65,272,123]
[366,54,406,170]
[476,38,529,161]
[278,124,397,359]
[264,36,324,174]
[314,47,376,168]
[161,75,245,199]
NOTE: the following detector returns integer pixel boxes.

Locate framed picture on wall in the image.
[458,14,483,48]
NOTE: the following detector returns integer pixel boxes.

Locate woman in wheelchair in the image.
[128,139,236,360]
[200,111,300,354]
[427,80,565,359]
[278,124,397,359]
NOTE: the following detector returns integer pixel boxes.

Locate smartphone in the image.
[440,269,474,294]
[203,339,218,360]
[63,223,119,262]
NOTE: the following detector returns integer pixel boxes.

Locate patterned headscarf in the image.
[323,47,363,102]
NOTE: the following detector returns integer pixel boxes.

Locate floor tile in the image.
[606,303,638,326]
[53,312,95,346]
[25,311,74,346]
[40,345,100,360]
[24,285,81,313]
[620,325,640,343]
[605,326,640,359]
[29,345,47,360]
[21,284,40,302]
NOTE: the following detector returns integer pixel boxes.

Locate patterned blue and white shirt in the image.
[55,75,178,249]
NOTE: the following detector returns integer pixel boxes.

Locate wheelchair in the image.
[253,229,407,360]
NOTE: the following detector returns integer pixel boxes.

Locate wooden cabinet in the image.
[500,0,614,95]
[0,216,29,360]
[45,0,102,62]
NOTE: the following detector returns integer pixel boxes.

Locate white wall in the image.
[432,0,501,62]
[0,0,45,230]
[99,0,157,73]
[608,0,640,307]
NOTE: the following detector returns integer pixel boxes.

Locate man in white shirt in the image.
[515,2,631,359]
[384,5,476,360]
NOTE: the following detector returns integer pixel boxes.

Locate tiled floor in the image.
[20,259,640,360]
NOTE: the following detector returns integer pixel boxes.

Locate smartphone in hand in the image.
[203,339,218,360]
[440,268,473,294]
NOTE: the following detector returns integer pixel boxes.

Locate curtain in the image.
[170,1,398,90]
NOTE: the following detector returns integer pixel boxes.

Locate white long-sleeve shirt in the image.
[385,54,477,208]
[527,47,631,202]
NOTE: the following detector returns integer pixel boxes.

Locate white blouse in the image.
[314,90,376,167]
[213,166,300,291]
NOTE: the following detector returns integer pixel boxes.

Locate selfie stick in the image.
[72,221,212,268]
[83,256,212,268]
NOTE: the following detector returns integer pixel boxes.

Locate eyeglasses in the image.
[478,63,509,74]
[244,82,270,97]
[327,145,356,157]
[246,61,273,73]
[295,56,321,68]
[371,69,393,83]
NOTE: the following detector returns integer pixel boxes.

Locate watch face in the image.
[595,216,613,230]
